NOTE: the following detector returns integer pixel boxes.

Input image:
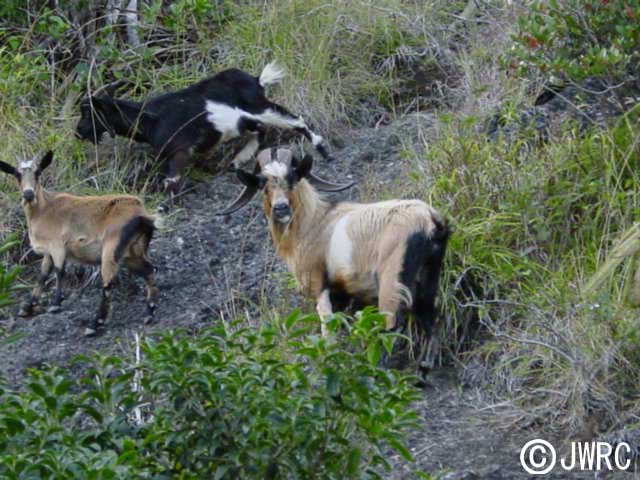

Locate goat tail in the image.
[400,221,450,338]
[114,215,155,263]
[259,61,286,87]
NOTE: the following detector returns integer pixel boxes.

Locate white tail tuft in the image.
[259,61,286,87]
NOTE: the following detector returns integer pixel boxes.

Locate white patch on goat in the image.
[259,62,286,87]
[327,215,353,279]
[254,110,306,130]
[206,102,306,142]
[205,101,243,142]
[262,161,288,179]
[19,160,34,170]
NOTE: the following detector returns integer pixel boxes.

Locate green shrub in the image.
[509,0,640,84]
[0,308,420,479]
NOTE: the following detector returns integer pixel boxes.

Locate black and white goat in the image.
[75,62,332,195]
[220,148,449,369]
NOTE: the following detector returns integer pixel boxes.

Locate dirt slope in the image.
[2,115,632,479]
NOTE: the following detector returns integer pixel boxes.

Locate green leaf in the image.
[367,342,382,366]
[81,405,103,423]
[326,370,340,397]
[347,447,362,476]
[386,436,413,462]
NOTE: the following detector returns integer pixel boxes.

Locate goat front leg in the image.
[47,262,66,313]
[163,149,192,202]
[230,119,266,170]
[257,103,334,162]
[316,289,333,337]
[19,255,53,317]
[230,132,261,170]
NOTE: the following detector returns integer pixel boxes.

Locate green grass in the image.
[406,107,640,429]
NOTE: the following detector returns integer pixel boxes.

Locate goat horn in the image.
[216,186,259,216]
[307,172,356,192]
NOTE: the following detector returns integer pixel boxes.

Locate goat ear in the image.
[0,161,18,178]
[37,151,54,174]
[296,154,313,179]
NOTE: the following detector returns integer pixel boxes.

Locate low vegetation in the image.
[0,309,420,479]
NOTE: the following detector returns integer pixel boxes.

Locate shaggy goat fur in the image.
[222,148,449,361]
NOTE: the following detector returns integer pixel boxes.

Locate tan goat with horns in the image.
[219,148,449,365]
[0,151,158,336]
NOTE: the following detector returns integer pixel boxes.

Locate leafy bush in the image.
[510,0,640,84]
[0,308,420,479]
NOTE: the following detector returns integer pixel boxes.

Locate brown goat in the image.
[0,151,158,336]
[220,148,449,367]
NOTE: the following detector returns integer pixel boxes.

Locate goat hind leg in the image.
[126,258,158,324]
[316,289,333,337]
[85,249,119,336]
[376,264,408,368]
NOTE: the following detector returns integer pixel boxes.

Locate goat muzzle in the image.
[272,203,292,223]
[22,189,35,203]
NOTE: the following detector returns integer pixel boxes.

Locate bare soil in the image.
[0,116,636,479]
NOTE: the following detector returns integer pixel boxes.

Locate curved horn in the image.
[307,172,356,192]
[216,185,259,216]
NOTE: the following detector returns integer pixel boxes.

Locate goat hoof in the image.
[157,203,170,215]
[18,303,34,317]
[47,305,62,314]
[84,327,98,337]
[414,376,431,389]
[414,363,432,388]
[84,323,104,337]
